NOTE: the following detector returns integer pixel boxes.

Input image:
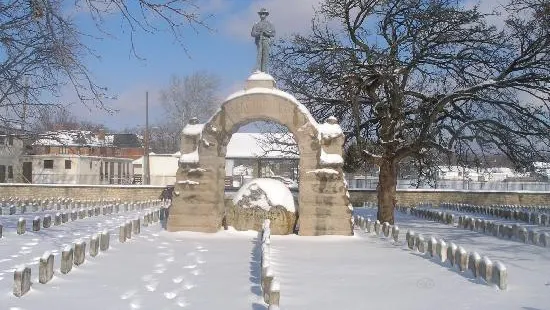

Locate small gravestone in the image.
[492,222,500,237]
[539,233,549,247]
[468,252,481,277]
[498,224,506,238]
[132,218,141,235]
[268,279,280,306]
[262,267,274,303]
[71,211,77,221]
[436,239,447,263]
[492,261,507,290]
[100,230,110,251]
[74,240,86,266]
[528,230,536,244]
[479,256,493,284]
[428,237,437,257]
[32,216,41,231]
[13,266,31,297]
[455,247,468,271]
[90,235,99,257]
[417,235,426,253]
[142,216,149,227]
[119,225,126,243]
[359,217,366,230]
[406,230,416,250]
[17,218,26,235]
[54,213,62,226]
[366,219,373,233]
[125,221,132,239]
[43,214,52,228]
[61,246,73,274]
[447,243,458,266]
[391,225,399,242]
[0,224,3,238]
[382,222,390,237]
[518,227,528,243]
[374,220,381,235]
[61,212,68,223]
[39,252,54,284]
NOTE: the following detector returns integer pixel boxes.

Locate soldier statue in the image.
[251,8,276,73]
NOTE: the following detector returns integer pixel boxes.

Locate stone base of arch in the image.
[167,73,353,236]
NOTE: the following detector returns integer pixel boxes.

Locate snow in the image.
[320,149,344,166]
[182,124,205,136]
[179,149,199,164]
[224,87,320,128]
[177,180,200,185]
[232,178,295,212]
[1,198,550,309]
[248,71,275,81]
[318,121,343,141]
[306,168,340,175]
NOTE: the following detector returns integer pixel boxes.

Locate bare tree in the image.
[272,0,550,224]
[159,72,221,148]
[0,0,209,131]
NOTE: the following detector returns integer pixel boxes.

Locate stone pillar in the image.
[262,267,274,303]
[366,219,373,233]
[39,252,54,284]
[43,214,52,228]
[406,230,415,250]
[100,230,110,251]
[518,227,528,243]
[382,222,390,237]
[17,218,26,235]
[90,235,99,257]
[61,246,74,274]
[13,266,31,297]
[142,216,149,227]
[492,261,507,290]
[32,216,41,231]
[62,212,68,223]
[74,240,86,266]
[416,235,426,253]
[468,252,481,277]
[71,210,77,221]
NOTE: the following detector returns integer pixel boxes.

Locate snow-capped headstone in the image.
[374,220,381,235]
[518,227,528,243]
[391,225,399,242]
[74,240,86,266]
[13,266,31,297]
[43,214,52,228]
[492,261,507,290]
[468,252,482,277]
[61,246,73,274]
[455,246,468,271]
[447,243,458,266]
[428,237,437,257]
[119,225,126,243]
[90,235,99,257]
[17,218,26,235]
[539,233,549,247]
[479,256,493,284]
[39,252,54,284]
[100,230,110,251]
[32,216,41,231]
[436,239,447,263]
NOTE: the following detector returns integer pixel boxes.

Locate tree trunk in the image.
[377,158,397,224]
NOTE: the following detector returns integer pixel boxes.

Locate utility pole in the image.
[22,77,28,132]
[143,91,151,185]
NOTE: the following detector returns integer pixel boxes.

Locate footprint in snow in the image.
[164,291,178,300]
[183,264,197,269]
[129,299,141,309]
[191,269,201,276]
[172,276,184,284]
[141,274,153,282]
[176,297,189,308]
[0,259,12,263]
[120,290,136,300]
[183,283,195,290]
[145,281,159,292]
[166,257,175,263]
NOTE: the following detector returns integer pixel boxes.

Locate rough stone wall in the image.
[349,190,550,206]
[0,184,164,200]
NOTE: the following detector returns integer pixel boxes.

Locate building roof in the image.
[32,130,142,148]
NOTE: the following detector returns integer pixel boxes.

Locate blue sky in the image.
[66,0,322,131]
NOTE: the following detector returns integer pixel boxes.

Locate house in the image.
[0,133,24,183]
[20,154,134,184]
[132,133,300,187]
[30,130,143,159]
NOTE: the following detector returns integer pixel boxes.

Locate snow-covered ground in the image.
[1,206,549,309]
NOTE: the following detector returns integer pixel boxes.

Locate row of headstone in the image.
[404,230,508,290]
[439,202,550,227]
[3,201,164,237]
[260,219,281,307]
[353,215,400,243]
[1,198,166,216]
[397,206,550,248]
[13,230,111,297]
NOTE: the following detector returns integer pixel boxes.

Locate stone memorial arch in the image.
[167,73,352,236]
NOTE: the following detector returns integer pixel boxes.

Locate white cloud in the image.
[223,0,323,41]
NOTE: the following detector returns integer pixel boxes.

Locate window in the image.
[65,160,71,169]
[8,166,13,179]
[45,146,51,153]
[356,179,365,188]
[44,160,54,169]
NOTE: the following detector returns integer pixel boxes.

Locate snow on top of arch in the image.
[248,71,275,81]
[224,87,320,127]
[182,123,205,136]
